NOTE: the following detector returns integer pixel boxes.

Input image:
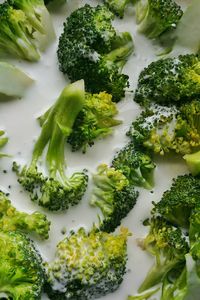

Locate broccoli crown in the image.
[0,1,40,61]
[104,0,130,18]
[90,164,138,232]
[45,227,129,299]
[153,174,200,228]
[0,230,45,299]
[134,54,200,106]
[128,102,200,155]
[13,81,88,211]
[112,143,156,189]
[136,0,183,39]
[68,92,121,152]
[138,216,189,292]
[57,5,134,102]
[0,190,50,239]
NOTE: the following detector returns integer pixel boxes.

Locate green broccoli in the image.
[0,230,45,299]
[57,4,134,102]
[67,92,122,153]
[90,164,139,232]
[135,0,183,39]
[128,287,160,300]
[13,80,88,211]
[138,216,189,292]
[128,101,200,155]
[134,54,200,106]
[184,150,200,176]
[189,208,200,260]
[0,130,8,157]
[153,174,200,228]
[45,227,130,299]
[0,190,50,239]
[104,0,131,17]
[0,1,39,61]
[44,0,66,5]
[112,143,156,189]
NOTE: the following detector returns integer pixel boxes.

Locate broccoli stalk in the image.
[128,287,160,300]
[104,0,130,17]
[112,143,156,189]
[45,227,130,299]
[135,0,183,39]
[0,191,50,239]
[13,80,88,211]
[0,231,45,299]
[184,151,200,176]
[90,164,138,232]
[0,130,8,157]
[138,217,189,292]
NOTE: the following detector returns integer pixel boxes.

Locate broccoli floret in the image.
[45,227,130,299]
[0,1,40,61]
[90,164,138,232]
[13,80,88,211]
[104,0,130,18]
[0,230,45,299]
[184,150,200,176]
[153,174,200,228]
[67,92,122,153]
[0,190,50,239]
[57,5,134,102]
[138,216,189,292]
[134,54,200,106]
[135,0,183,39]
[112,143,156,189]
[128,101,200,155]
[9,0,55,43]
[128,287,160,300]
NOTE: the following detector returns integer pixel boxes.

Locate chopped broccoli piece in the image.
[0,61,33,97]
[90,164,139,232]
[0,190,50,239]
[112,143,156,189]
[0,1,40,61]
[189,208,200,260]
[153,174,200,228]
[134,54,200,106]
[0,130,8,157]
[104,0,130,17]
[0,230,45,299]
[44,0,65,5]
[57,4,134,102]
[138,216,189,292]
[45,227,130,299]
[13,80,88,211]
[128,101,200,155]
[67,92,122,153]
[135,0,183,39]
[128,287,160,300]
[184,151,200,176]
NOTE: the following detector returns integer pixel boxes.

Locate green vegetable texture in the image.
[90,164,138,232]
[0,231,45,299]
[45,227,130,299]
[104,0,131,17]
[57,4,134,102]
[13,80,88,211]
[184,150,200,176]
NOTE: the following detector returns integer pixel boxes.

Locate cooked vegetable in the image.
[184,150,200,176]
[128,287,160,300]
[57,4,134,102]
[45,227,130,299]
[104,0,130,17]
[0,130,8,157]
[13,80,88,211]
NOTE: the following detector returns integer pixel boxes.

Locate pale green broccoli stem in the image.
[184,151,200,176]
[106,32,134,69]
[128,287,160,300]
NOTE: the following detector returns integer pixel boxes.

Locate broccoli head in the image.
[45,227,130,299]
[112,143,156,189]
[104,0,130,18]
[134,54,200,106]
[90,164,138,232]
[0,190,50,239]
[13,80,88,211]
[153,174,200,228]
[138,216,189,292]
[57,4,134,102]
[0,1,40,61]
[135,0,183,39]
[68,92,122,153]
[128,101,200,155]
[0,230,45,299]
